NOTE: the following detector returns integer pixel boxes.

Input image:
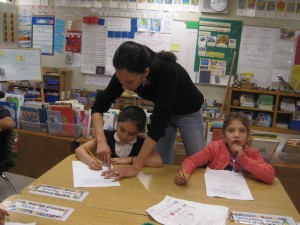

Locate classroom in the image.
[1,0,300,224]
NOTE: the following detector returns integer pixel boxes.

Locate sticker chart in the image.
[81,23,107,74]
[29,184,89,202]
[7,199,74,221]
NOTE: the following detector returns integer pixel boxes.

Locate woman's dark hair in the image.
[222,111,250,135]
[113,41,177,75]
[117,106,146,132]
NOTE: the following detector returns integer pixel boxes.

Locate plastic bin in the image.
[48,121,83,138]
[21,120,48,133]
[81,127,95,139]
[289,120,300,131]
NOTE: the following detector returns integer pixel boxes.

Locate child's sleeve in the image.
[180,144,214,175]
[237,148,275,184]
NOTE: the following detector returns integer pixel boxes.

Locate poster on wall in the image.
[194,17,243,84]
[31,16,55,55]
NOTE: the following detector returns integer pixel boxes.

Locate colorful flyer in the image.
[230,211,297,225]
[7,199,74,221]
[29,184,89,202]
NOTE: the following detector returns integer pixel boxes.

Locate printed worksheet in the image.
[204,167,253,200]
[146,195,228,225]
[6,223,36,225]
[72,161,120,188]
[29,184,89,201]
[7,199,74,221]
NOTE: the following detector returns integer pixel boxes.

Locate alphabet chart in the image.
[29,184,89,202]
[81,23,107,74]
[7,199,74,221]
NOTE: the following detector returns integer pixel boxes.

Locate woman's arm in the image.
[75,138,102,170]
[92,112,112,166]
[137,150,162,167]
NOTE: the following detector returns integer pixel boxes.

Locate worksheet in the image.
[72,161,120,188]
[204,167,253,200]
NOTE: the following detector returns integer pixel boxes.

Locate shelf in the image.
[230,106,274,113]
[227,87,300,135]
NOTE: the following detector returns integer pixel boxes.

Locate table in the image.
[18,154,300,224]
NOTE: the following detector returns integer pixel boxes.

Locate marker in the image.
[232,153,236,173]
[181,166,188,178]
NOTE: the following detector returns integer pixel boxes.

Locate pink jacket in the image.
[181,140,275,184]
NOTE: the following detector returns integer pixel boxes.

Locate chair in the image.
[0,129,19,194]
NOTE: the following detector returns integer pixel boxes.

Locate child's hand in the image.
[231,144,243,156]
[111,157,131,165]
[175,170,189,185]
[0,208,9,225]
[88,159,102,170]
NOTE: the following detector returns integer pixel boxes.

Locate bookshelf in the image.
[226,87,300,135]
[8,67,71,102]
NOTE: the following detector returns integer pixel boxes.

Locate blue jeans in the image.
[156,109,205,164]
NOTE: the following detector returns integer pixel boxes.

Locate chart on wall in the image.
[0,48,42,81]
[194,17,243,84]
[31,16,55,56]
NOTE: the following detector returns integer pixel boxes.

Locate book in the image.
[250,137,279,162]
[21,106,40,123]
[240,94,255,108]
[257,94,274,110]
[281,138,300,154]
[255,112,271,127]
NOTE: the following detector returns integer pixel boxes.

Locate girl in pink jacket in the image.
[175,112,275,185]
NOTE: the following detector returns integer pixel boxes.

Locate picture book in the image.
[255,112,271,127]
[240,94,255,108]
[250,137,279,162]
[21,106,40,123]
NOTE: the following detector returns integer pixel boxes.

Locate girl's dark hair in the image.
[222,111,250,134]
[0,129,17,170]
[117,106,146,132]
[113,41,177,75]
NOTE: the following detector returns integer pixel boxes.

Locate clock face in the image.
[210,0,228,12]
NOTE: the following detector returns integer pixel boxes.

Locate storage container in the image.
[21,120,48,133]
[48,121,83,138]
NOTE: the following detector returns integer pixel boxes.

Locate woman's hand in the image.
[96,142,112,168]
[88,158,102,170]
[175,170,189,185]
[0,208,9,225]
[111,157,131,165]
[101,166,139,181]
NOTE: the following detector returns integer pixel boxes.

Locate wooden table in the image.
[18,154,300,224]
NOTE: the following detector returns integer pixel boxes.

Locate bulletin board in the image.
[237,25,300,88]
[0,48,42,81]
[194,17,243,82]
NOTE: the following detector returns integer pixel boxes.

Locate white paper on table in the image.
[72,161,120,188]
[204,167,253,200]
[6,223,36,225]
[146,195,228,225]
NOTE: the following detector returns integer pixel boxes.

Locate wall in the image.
[38,1,300,104]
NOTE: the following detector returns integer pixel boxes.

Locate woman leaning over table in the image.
[91,41,205,180]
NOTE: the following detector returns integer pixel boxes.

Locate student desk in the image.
[19,154,300,224]
[0,194,155,225]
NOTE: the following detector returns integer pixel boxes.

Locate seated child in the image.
[175,111,275,185]
[76,106,162,169]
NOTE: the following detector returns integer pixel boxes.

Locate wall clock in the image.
[210,0,228,12]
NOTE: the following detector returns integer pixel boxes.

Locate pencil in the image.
[84,145,98,163]
[181,166,188,178]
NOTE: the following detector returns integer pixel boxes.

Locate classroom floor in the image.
[0,172,35,202]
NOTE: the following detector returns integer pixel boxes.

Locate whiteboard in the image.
[0,48,42,81]
[237,26,300,88]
